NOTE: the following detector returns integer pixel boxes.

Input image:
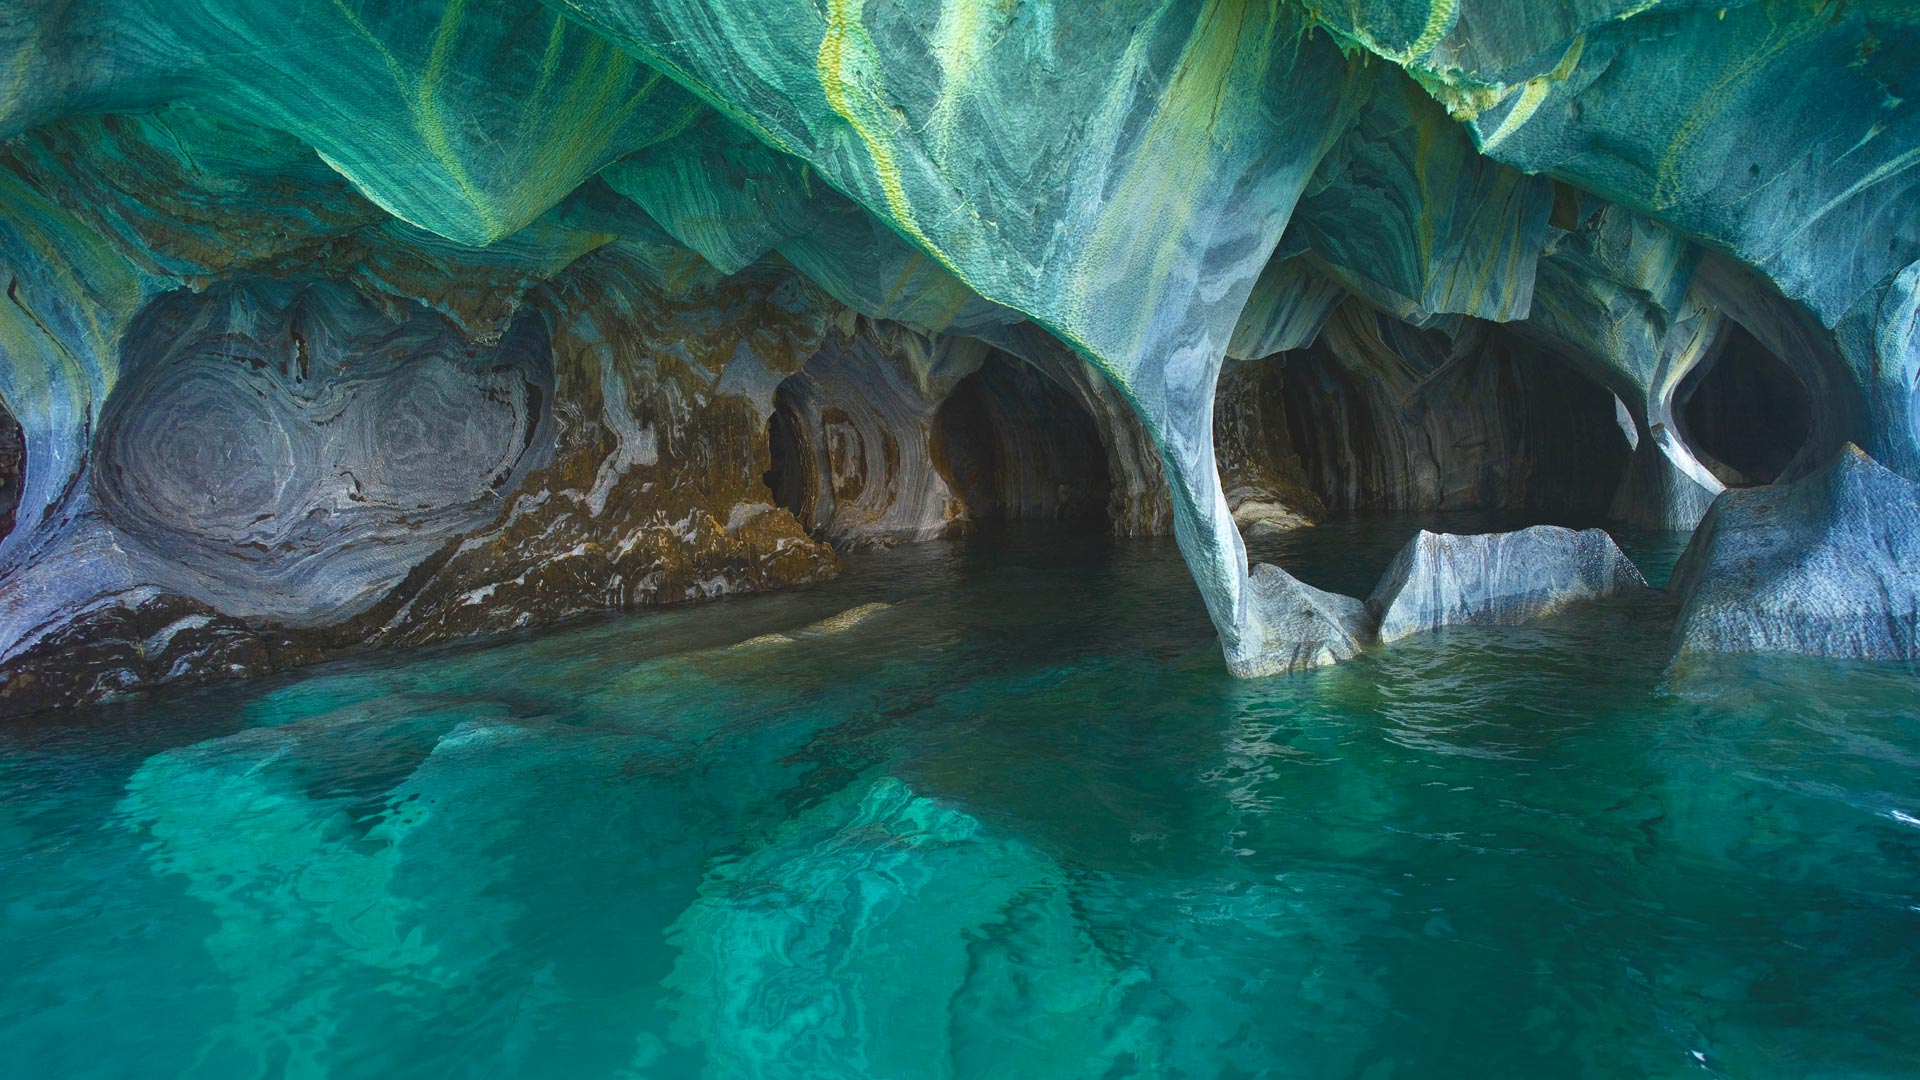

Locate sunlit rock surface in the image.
[1370,526,1651,645]
[1670,445,1920,663]
[0,0,1915,710]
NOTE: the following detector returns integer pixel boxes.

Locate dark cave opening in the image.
[0,397,20,543]
[1676,322,1812,487]
[764,382,815,525]
[932,352,1112,531]
[1278,338,1630,518]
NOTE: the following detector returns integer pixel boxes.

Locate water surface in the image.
[3,519,1916,1078]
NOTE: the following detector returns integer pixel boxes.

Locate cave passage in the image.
[1277,341,1630,518]
[764,350,1115,542]
[764,384,813,524]
[1677,322,1812,487]
[932,352,1112,532]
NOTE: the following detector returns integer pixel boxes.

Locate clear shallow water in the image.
[3,518,1917,1079]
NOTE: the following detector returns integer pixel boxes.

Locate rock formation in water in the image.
[1369,527,1651,645]
[0,1,1915,712]
[1671,445,1920,663]
[1232,564,1377,677]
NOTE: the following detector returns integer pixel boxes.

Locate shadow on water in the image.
[1,517,1914,1079]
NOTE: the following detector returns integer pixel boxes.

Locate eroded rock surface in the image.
[94,281,555,624]
[0,0,1914,710]
[1671,446,1920,663]
[1370,527,1652,644]
[1228,522,1656,673]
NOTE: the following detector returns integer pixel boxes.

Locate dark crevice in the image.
[764,379,814,525]
[930,372,1003,519]
[1279,337,1629,517]
[0,395,20,542]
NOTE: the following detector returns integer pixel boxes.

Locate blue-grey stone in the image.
[1670,445,1920,662]
[1370,526,1651,644]
[1226,564,1375,677]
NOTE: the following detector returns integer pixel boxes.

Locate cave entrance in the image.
[1676,322,1812,487]
[1277,333,1630,517]
[0,397,21,543]
[764,381,816,526]
[931,353,1111,531]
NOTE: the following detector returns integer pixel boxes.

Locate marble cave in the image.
[1,3,1918,1077]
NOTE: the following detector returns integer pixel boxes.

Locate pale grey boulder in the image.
[1226,563,1376,677]
[1230,524,1655,675]
[1369,526,1651,644]
[1670,445,1920,662]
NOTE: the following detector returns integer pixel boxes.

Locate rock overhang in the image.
[0,0,1914,711]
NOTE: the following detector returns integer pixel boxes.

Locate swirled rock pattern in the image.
[94,281,553,624]
[765,330,1130,543]
[767,326,978,544]
[1289,67,1554,324]
[0,0,1916,709]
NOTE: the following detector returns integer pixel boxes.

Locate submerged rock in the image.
[662,775,1143,1076]
[728,602,895,651]
[1670,446,1920,662]
[1369,527,1651,644]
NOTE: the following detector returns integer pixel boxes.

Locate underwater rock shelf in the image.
[0,1,1917,713]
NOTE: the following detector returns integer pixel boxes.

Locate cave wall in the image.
[764,325,979,545]
[0,0,1916,708]
[358,256,845,650]
[0,246,848,712]
[1214,359,1327,538]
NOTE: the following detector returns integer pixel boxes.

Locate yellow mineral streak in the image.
[1652,7,1820,212]
[1479,34,1585,153]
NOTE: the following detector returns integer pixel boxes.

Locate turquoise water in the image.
[4,518,1918,1079]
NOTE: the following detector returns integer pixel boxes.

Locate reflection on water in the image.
[1,520,1916,1078]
